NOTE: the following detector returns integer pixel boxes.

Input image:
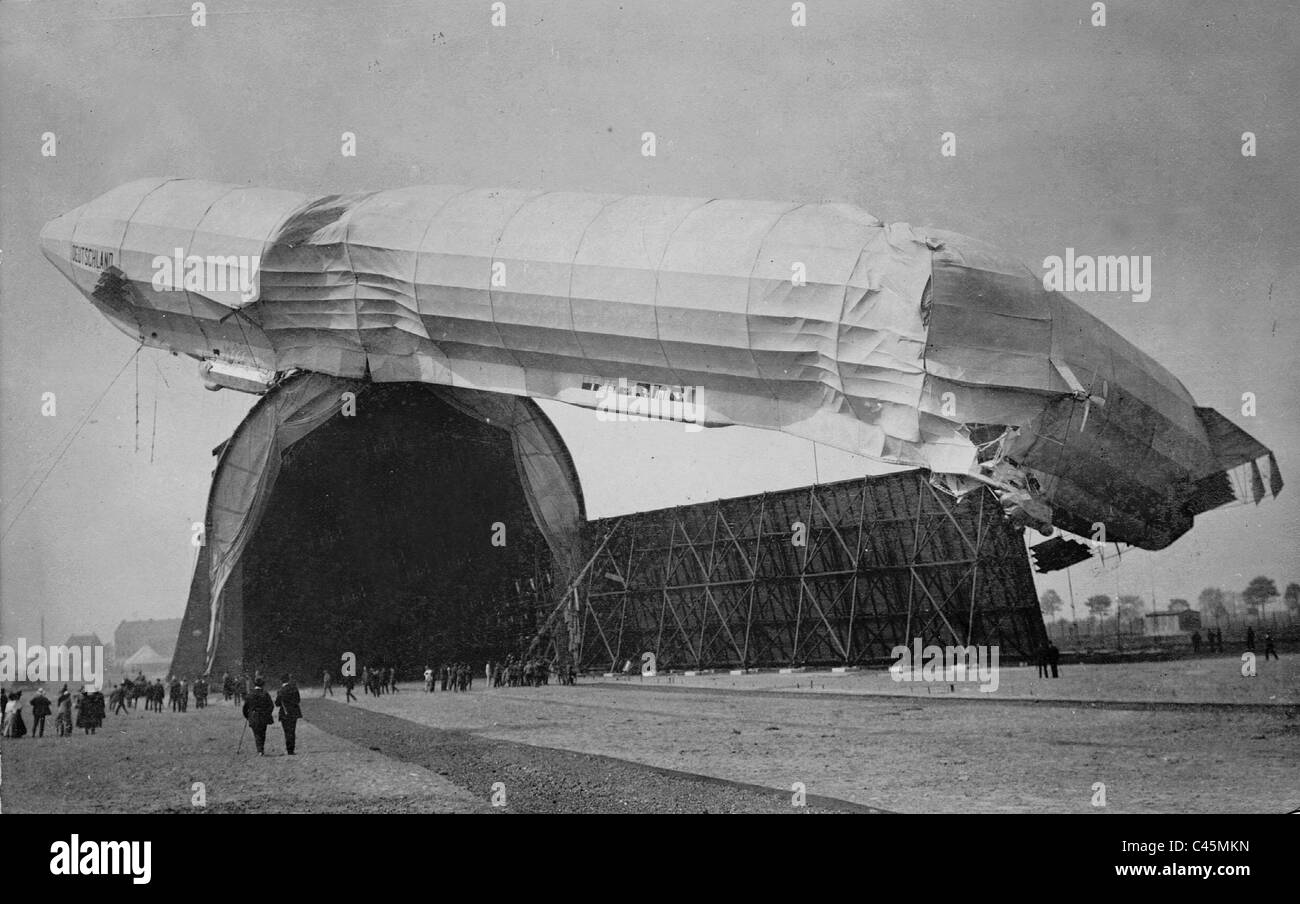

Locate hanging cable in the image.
[1,345,143,541]
[4,344,144,515]
[134,349,141,453]
[150,364,160,464]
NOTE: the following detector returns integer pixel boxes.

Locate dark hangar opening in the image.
[236,384,550,680]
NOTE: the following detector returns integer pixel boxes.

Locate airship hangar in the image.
[40,178,1282,678]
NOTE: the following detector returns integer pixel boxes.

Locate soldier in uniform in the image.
[241,676,275,756]
[274,674,303,756]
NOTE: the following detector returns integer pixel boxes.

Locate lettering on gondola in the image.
[71,244,114,271]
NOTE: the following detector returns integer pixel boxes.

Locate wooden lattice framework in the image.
[532,471,1046,671]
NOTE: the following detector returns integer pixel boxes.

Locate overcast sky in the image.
[2,0,1297,644]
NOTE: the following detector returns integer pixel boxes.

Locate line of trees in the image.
[1039,577,1300,621]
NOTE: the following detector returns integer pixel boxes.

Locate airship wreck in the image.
[41,178,1281,677]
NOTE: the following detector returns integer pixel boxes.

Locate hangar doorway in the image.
[171,375,584,680]
[240,384,549,679]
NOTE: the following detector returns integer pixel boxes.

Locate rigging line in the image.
[3,343,141,532]
[6,372,121,504]
[152,357,171,389]
[134,350,141,454]
[150,365,159,464]
[1,346,143,542]
[4,352,139,510]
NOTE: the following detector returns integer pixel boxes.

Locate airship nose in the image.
[40,204,85,276]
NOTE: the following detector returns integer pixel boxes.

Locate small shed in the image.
[1144,612,1185,637]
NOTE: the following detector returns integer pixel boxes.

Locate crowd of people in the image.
[410,656,579,692]
[1,684,108,738]
[316,655,581,701]
[0,668,304,757]
[362,665,400,695]
[422,662,475,692]
[0,670,243,741]
[488,655,577,688]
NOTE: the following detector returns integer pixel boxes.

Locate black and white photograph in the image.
[0,0,1295,869]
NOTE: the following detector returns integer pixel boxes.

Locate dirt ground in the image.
[2,656,1295,814]
[0,702,488,813]
[616,652,1299,706]
[344,674,1298,813]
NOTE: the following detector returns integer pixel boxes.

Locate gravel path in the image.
[301,699,882,814]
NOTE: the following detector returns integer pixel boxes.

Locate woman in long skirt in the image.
[3,691,27,738]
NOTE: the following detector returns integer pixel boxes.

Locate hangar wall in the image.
[535,471,1046,671]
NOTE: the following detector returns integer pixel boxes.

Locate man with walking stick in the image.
[241,676,275,756]
[274,673,302,756]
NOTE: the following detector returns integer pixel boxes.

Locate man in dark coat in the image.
[274,674,303,756]
[30,688,52,737]
[1263,633,1279,661]
[110,683,127,715]
[242,677,275,756]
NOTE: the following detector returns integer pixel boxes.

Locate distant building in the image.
[1144,612,1183,637]
[121,643,172,680]
[114,618,181,674]
[64,633,104,648]
[1145,609,1202,636]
